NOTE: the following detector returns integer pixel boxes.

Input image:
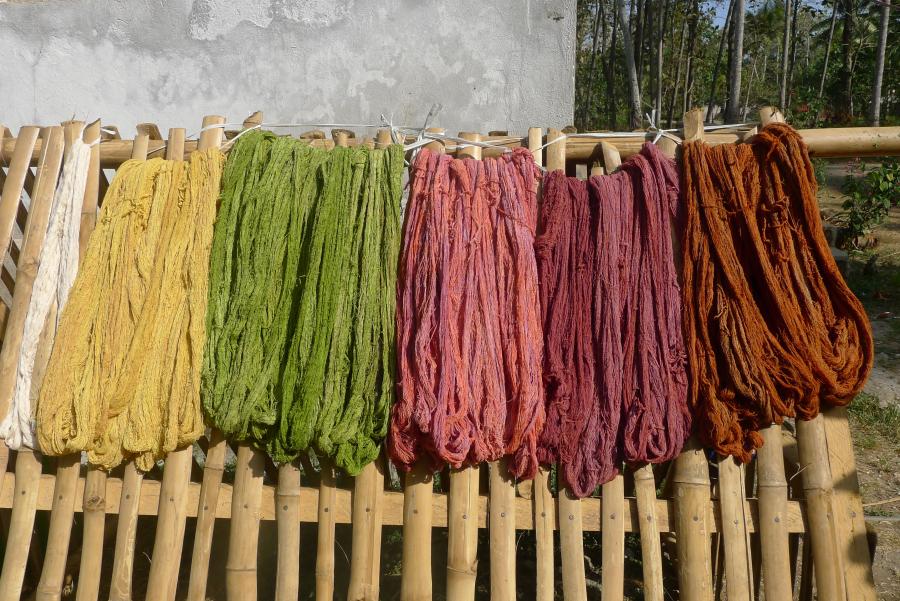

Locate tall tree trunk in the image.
[786,0,800,110]
[706,0,735,123]
[684,0,700,113]
[742,53,758,120]
[818,1,838,99]
[635,0,646,89]
[725,0,746,122]
[779,0,792,109]
[655,0,669,120]
[607,3,619,130]
[667,7,689,127]
[582,0,604,129]
[840,0,855,119]
[616,0,643,128]
[868,0,889,126]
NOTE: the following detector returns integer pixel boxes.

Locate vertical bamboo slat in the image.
[36,119,99,601]
[597,140,626,601]
[106,129,149,601]
[717,457,753,601]
[489,459,516,601]
[315,458,336,601]
[444,130,481,601]
[346,127,392,601]
[796,416,845,601]
[226,443,266,601]
[142,125,188,601]
[399,127,444,601]
[757,424,793,601]
[633,464,665,601]
[527,126,556,601]
[188,110,260,601]
[0,125,66,601]
[275,460,302,601]
[546,127,587,601]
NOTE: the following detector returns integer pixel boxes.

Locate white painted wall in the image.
[0,0,576,137]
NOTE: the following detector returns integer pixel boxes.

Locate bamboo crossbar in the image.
[0,108,888,601]
[2,126,897,166]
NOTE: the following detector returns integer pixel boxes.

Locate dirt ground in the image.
[817,159,900,600]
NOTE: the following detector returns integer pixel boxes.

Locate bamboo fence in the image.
[0,108,893,601]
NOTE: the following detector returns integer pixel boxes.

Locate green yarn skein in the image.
[202,130,402,475]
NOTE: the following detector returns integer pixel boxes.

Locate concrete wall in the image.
[0,0,576,137]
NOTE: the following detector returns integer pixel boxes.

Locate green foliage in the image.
[841,158,900,245]
[811,156,829,187]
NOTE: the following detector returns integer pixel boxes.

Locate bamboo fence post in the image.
[547,127,587,601]
[0,126,38,501]
[633,464,665,601]
[597,141,626,601]
[315,457,336,601]
[489,460,516,601]
[0,125,65,601]
[443,130,482,601]
[796,416,845,601]
[399,127,444,601]
[346,127,391,601]
[145,120,219,601]
[314,127,353,601]
[105,129,149,601]
[226,443,266,600]
[187,110,260,601]
[275,459,302,601]
[716,456,754,601]
[73,119,108,601]
[528,126,556,601]
[34,119,96,601]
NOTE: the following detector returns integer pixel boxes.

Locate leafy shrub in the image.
[841,159,900,247]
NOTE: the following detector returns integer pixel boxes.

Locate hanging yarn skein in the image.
[202,130,402,475]
[537,143,690,498]
[36,149,225,471]
[680,122,873,461]
[389,147,545,479]
[0,137,91,450]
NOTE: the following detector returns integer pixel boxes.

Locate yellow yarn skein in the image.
[36,149,224,471]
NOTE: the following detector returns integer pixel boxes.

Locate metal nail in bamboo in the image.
[0,125,66,601]
[547,127,588,601]
[671,108,714,601]
[527,126,556,601]
[187,110,261,601]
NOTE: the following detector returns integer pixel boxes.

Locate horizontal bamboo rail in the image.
[0,471,810,533]
[1,126,897,165]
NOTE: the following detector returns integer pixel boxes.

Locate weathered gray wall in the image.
[0,0,575,137]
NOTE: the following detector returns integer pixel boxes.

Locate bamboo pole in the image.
[142,125,189,601]
[597,140,626,601]
[796,416,844,601]
[528,126,556,601]
[105,129,149,601]
[315,457,336,601]
[146,119,223,601]
[187,110,260,601]
[547,128,587,601]
[398,127,443,601]
[0,125,66,601]
[442,130,482,601]
[716,457,754,601]
[275,459,302,601]
[226,443,266,601]
[633,464,665,601]
[35,120,99,601]
[489,459,516,601]
[346,127,392,601]
[757,425,793,601]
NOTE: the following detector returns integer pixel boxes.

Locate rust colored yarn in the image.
[537,143,690,498]
[389,147,545,479]
[681,123,873,461]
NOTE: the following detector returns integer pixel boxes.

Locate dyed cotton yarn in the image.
[36,149,224,471]
[202,131,402,475]
[0,138,91,450]
[537,143,690,498]
[388,147,545,479]
[680,123,873,461]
